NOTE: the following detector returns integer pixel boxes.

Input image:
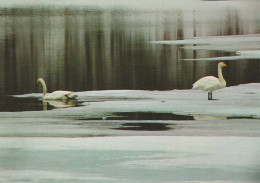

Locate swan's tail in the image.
[192,83,199,90]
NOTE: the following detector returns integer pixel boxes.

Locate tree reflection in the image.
[0,7,259,95]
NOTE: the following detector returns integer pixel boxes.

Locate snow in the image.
[7,83,260,119]
[2,83,260,137]
[1,83,260,183]
[0,137,260,183]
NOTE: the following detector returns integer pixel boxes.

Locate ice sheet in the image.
[151,34,260,60]
[182,43,260,52]
[183,50,260,61]
[1,84,260,183]
[183,55,260,61]
[6,83,260,119]
[0,136,259,183]
[150,34,260,45]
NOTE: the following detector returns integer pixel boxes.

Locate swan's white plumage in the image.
[37,78,77,100]
[192,62,227,100]
[192,76,224,92]
[42,90,76,100]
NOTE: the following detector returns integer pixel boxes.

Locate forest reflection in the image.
[0,7,259,95]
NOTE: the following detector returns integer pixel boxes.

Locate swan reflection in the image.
[42,99,77,110]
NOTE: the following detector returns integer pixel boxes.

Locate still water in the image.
[0,0,259,97]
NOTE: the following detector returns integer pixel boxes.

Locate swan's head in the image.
[37,78,44,85]
[37,78,47,96]
[218,62,227,67]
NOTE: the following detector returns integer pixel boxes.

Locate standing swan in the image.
[192,62,227,100]
[37,78,77,100]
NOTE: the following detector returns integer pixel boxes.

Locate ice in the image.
[183,55,260,61]
[0,137,260,183]
[4,83,260,119]
[182,43,260,52]
[1,84,260,183]
[0,170,118,183]
[150,34,260,46]
[151,34,260,60]
[183,49,260,61]
[11,93,42,98]
[236,50,260,56]
[0,83,259,138]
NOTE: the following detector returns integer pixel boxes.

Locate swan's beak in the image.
[223,63,227,67]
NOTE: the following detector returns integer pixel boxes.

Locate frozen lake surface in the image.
[1,83,260,182]
[6,83,260,119]
[1,137,260,183]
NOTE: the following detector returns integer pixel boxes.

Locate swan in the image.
[37,78,77,100]
[192,62,227,100]
[42,100,77,110]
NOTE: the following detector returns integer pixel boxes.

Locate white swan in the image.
[42,100,77,110]
[37,78,77,100]
[192,62,227,100]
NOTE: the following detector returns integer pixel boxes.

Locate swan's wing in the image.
[192,76,220,91]
[44,91,77,100]
[46,100,76,108]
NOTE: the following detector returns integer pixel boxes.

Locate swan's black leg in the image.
[208,92,212,100]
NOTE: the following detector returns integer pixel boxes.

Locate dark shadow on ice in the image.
[77,112,194,121]
[113,123,173,131]
[108,112,194,121]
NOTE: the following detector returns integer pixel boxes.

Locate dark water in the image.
[0,2,259,97]
[0,96,82,111]
[0,96,45,111]
[109,112,191,131]
[113,123,173,131]
[109,112,194,121]
[76,112,254,122]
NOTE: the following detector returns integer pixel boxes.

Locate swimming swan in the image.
[42,100,77,110]
[192,62,227,100]
[37,78,77,100]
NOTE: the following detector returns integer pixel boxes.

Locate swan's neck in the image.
[39,79,47,97]
[218,65,226,84]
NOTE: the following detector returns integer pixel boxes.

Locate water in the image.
[75,112,253,124]
[0,96,44,111]
[0,0,259,98]
[0,96,83,111]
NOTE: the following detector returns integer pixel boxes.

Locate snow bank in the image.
[5,83,260,119]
